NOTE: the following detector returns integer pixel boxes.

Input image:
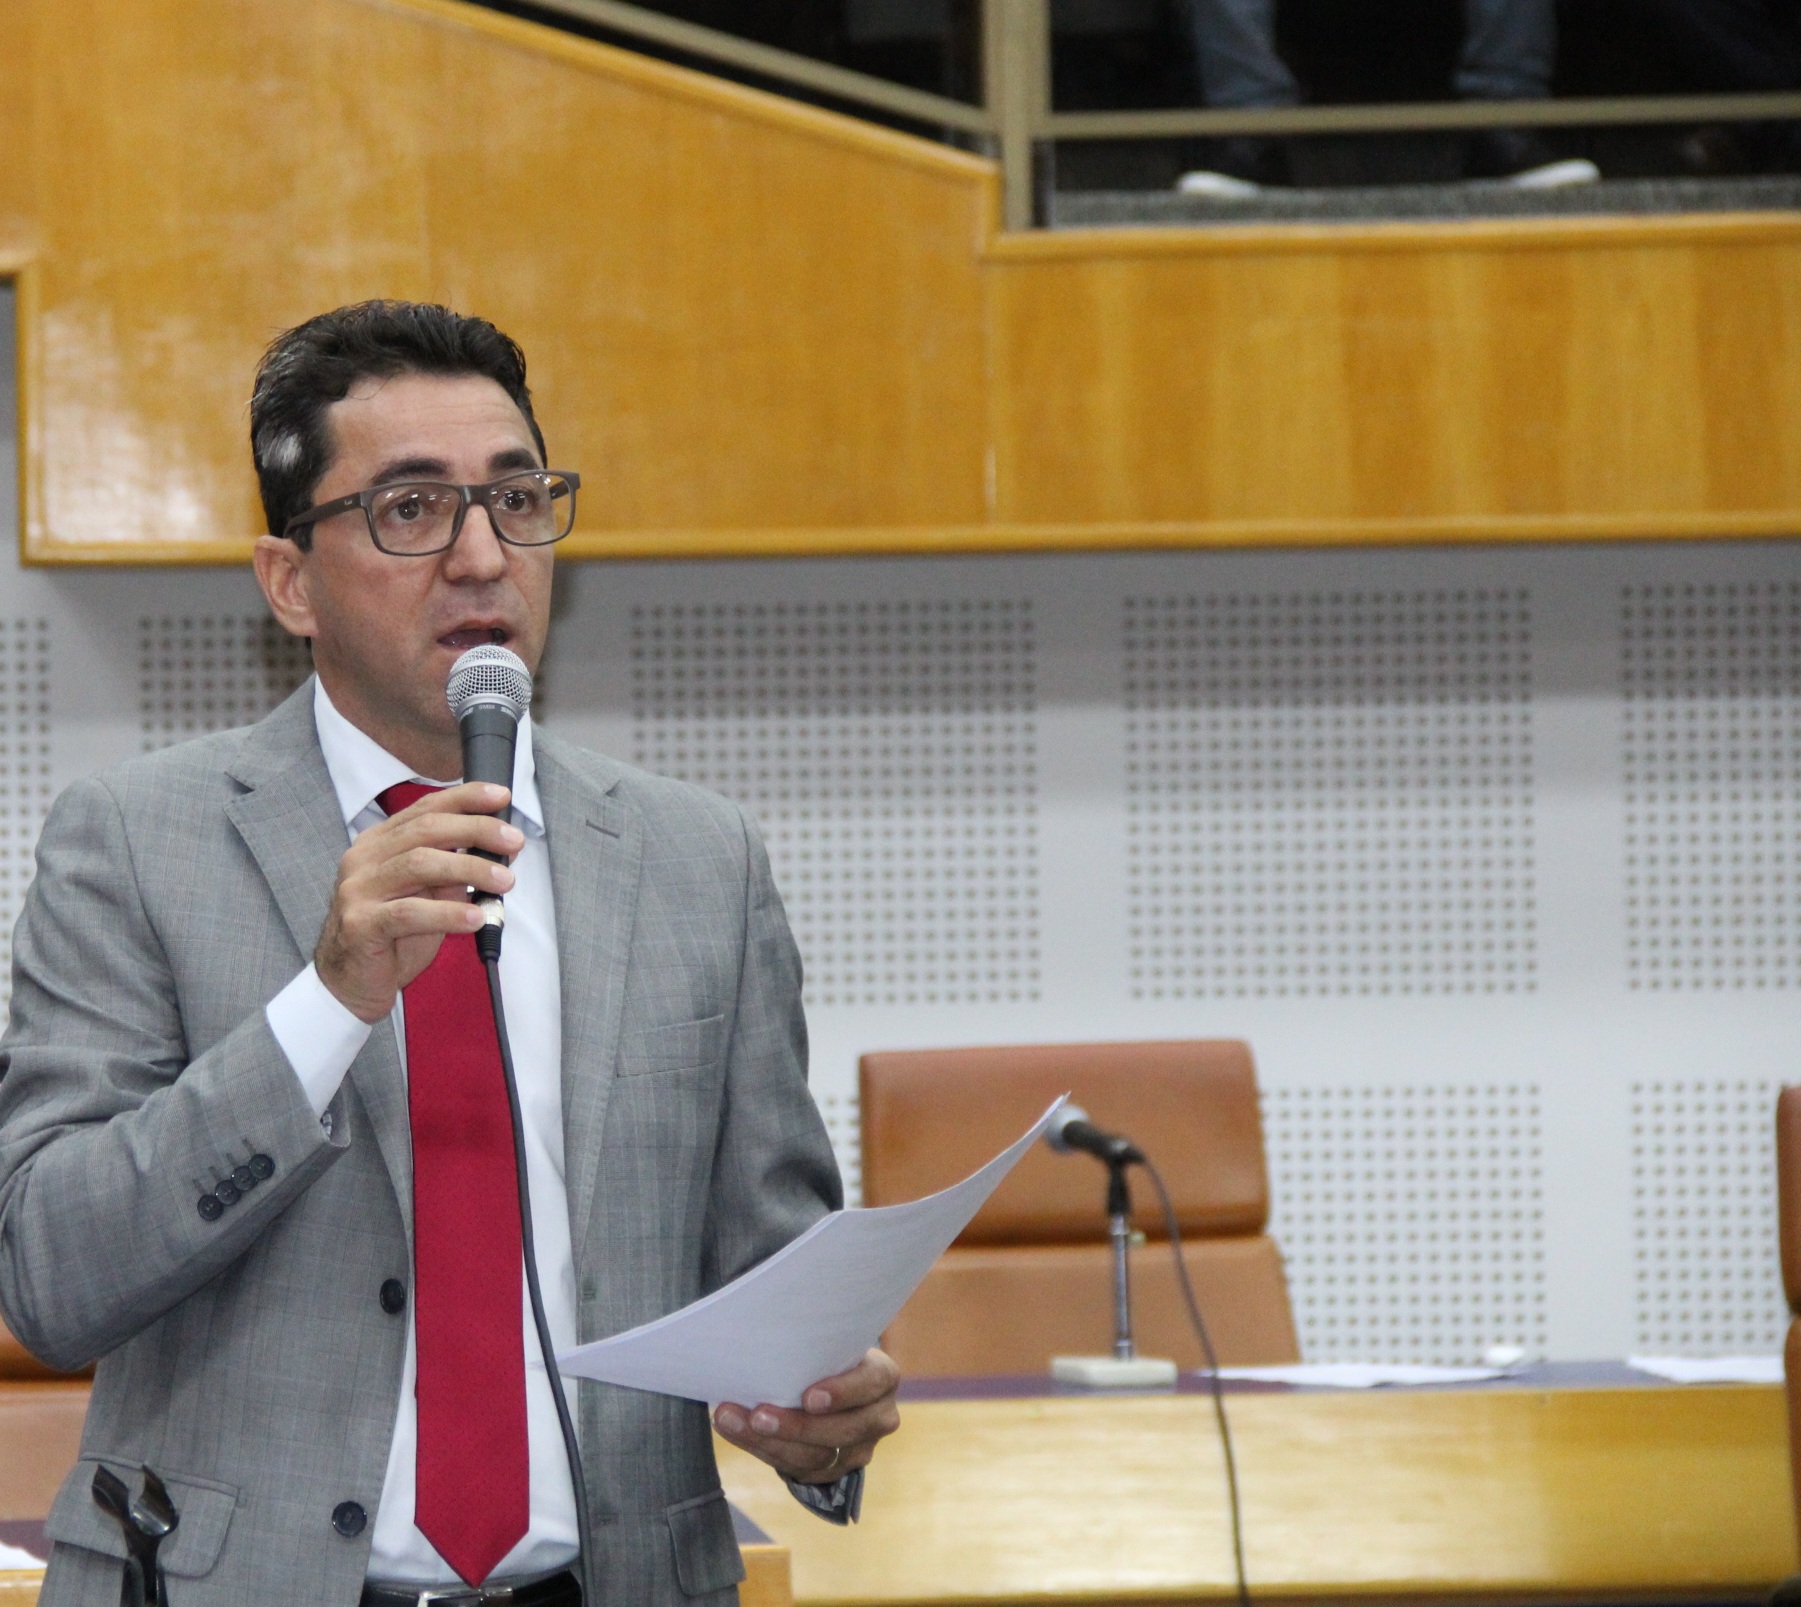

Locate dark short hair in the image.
[249,300,548,546]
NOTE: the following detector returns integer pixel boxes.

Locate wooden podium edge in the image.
[740,1542,794,1607]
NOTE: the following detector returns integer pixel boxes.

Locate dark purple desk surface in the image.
[0,1519,44,1561]
[896,1358,1712,1401]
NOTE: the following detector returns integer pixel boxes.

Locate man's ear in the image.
[253,535,318,640]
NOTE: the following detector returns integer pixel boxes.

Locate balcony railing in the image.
[521,0,1801,230]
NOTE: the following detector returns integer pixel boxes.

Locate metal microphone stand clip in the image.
[1046,1107,1179,1390]
[92,1464,178,1607]
[1103,1154,1140,1364]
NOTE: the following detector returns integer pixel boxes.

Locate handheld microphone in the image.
[1045,1103,1145,1167]
[448,643,534,804]
[446,645,533,951]
[449,644,595,1607]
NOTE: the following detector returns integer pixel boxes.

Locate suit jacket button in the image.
[379,1279,407,1316]
[331,1501,366,1538]
[196,1194,224,1222]
[249,1153,275,1180]
[231,1165,257,1192]
[214,1178,241,1206]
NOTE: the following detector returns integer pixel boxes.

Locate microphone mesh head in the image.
[447,644,533,722]
[1045,1101,1088,1152]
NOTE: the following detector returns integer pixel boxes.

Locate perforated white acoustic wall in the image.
[1632,1079,1787,1354]
[815,1090,862,1203]
[1623,583,1801,991]
[629,601,1039,1009]
[1124,591,1536,999]
[140,616,312,750]
[1264,1084,1547,1364]
[0,619,50,1010]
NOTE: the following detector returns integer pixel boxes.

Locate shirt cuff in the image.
[266,963,374,1119]
[784,1466,863,1526]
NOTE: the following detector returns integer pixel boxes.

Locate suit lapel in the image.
[536,738,642,1258]
[222,682,414,1236]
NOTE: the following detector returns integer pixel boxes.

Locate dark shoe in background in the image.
[1465,127,1601,188]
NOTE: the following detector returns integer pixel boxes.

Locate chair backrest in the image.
[1779,1087,1801,1318]
[1777,1088,1801,1553]
[860,1040,1269,1243]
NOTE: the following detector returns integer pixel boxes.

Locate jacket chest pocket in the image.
[617,1013,726,1079]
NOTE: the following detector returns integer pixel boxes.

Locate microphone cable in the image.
[1141,1155,1251,1607]
[482,940,595,1607]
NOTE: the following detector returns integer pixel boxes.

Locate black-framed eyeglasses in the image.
[283,470,581,555]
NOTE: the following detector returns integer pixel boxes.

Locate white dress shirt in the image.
[264,679,580,1583]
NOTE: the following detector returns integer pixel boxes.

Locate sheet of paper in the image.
[557,1096,1069,1407]
[0,1541,44,1569]
[1626,1354,1783,1385]
[1215,1362,1505,1388]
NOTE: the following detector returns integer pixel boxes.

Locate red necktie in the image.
[379,782,530,1585]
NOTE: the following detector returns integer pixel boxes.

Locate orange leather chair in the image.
[1778,1086,1801,1548]
[860,1040,1300,1376]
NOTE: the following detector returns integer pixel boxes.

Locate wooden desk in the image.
[0,1555,792,1606]
[718,1382,1795,1605]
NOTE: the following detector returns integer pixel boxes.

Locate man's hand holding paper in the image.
[713,1347,902,1483]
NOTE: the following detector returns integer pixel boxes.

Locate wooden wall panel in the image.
[2,0,995,561]
[3,0,1800,560]
[985,220,1801,546]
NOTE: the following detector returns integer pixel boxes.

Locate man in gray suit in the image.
[0,301,898,1606]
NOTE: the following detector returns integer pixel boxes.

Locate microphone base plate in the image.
[1050,1355,1179,1390]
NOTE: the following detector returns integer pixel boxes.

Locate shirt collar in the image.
[310,676,544,836]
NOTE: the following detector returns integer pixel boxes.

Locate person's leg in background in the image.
[1177,0,1297,190]
[1459,0,1602,183]
[1187,0,1299,108]
[1458,0,1558,99]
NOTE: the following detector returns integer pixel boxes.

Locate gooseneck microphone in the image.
[446,645,533,957]
[1045,1103,1145,1167]
[1046,1097,1250,1607]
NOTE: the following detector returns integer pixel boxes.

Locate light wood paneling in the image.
[985,217,1801,543]
[720,1385,1794,1604]
[2,0,995,562]
[4,0,1801,559]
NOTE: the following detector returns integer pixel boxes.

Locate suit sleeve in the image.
[700,808,867,1522]
[700,806,841,1293]
[0,775,347,1371]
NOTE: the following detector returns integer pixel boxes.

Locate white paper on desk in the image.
[556,1096,1068,1408]
[0,1541,43,1569]
[1626,1354,1783,1384]
[1215,1362,1505,1388]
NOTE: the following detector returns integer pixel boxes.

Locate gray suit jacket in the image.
[0,682,839,1606]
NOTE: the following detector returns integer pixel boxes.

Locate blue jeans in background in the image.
[1183,0,1558,107]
